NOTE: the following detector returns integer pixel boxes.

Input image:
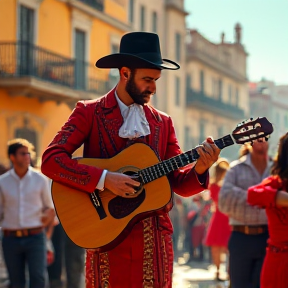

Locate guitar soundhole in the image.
[108,190,146,219]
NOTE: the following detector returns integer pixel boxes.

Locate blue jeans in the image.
[228,231,268,288]
[48,224,84,288]
[2,231,46,288]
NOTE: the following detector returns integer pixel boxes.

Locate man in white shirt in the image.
[0,138,55,288]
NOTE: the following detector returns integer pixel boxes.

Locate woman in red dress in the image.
[247,133,288,288]
[205,158,231,281]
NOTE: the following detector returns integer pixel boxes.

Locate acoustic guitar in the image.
[51,117,273,251]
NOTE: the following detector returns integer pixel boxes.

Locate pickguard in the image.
[108,190,146,219]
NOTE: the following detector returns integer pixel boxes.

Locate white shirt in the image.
[0,167,54,229]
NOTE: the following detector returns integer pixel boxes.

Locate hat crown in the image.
[119,32,162,57]
[95,31,180,70]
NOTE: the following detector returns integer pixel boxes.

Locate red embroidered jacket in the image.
[41,88,208,288]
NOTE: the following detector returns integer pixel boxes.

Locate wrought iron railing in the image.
[0,41,110,95]
[77,0,104,11]
[186,88,245,119]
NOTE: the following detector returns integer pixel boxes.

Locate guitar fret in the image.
[147,168,153,182]
[156,165,163,177]
[178,156,184,167]
[171,159,177,170]
[138,133,239,185]
[141,172,149,184]
[163,161,170,173]
[158,163,166,175]
[184,153,189,161]
[150,167,157,180]
[151,168,157,181]
[184,153,191,165]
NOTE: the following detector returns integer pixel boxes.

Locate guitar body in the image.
[51,116,274,251]
[52,143,173,251]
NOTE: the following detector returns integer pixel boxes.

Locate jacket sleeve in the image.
[41,102,103,193]
[165,117,209,197]
[247,177,279,208]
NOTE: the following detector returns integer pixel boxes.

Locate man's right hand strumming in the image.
[104,171,141,198]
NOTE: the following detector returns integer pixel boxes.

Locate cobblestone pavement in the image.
[0,248,229,288]
[172,261,229,288]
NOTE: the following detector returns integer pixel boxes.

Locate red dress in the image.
[204,183,231,247]
[248,176,288,288]
[41,88,208,288]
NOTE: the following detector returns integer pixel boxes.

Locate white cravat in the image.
[96,93,151,191]
[115,92,151,139]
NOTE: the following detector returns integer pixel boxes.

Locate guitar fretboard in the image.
[138,134,234,184]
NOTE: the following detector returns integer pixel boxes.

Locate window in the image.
[199,120,205,143]
[15,118,38,155]
[19,5,35,75]
[175,32,181,62]
[186,74,191,90]
[75,29,86,89]
[184,126,190,151]
[129,0,134,23]
[228,84,232,103]
[175,76,180,106]
[19,5,34,44]
[108,44,120,89]
[218,79,222,100]
[111,44,118,54]
[200,70,204,94]
[140,5,145,31]
[235,88,239,106]
[152,11,157,33]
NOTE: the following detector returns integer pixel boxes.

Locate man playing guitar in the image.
[41,32,220,288]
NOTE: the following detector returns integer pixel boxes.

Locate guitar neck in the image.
[138,134,234,184]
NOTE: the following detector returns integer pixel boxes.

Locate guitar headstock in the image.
[232,117,273,145]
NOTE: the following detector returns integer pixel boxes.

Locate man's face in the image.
[125,68,161,105]
[10,146,31,168]
[252,138,269,156]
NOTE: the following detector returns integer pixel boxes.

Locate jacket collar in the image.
[102,87,162,123]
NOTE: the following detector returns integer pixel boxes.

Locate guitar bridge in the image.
[90,190,107,220]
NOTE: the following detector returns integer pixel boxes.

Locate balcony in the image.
[165,0,188,15]
[77,0,104,11]
[186,30,247,83]
[0,41,110,105]
[186,88,245,119]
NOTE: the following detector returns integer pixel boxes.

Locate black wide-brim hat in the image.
[96,32,180,70]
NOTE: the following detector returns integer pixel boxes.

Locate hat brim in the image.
[95,53,180,70]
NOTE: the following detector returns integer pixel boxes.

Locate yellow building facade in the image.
[0,0,130,166]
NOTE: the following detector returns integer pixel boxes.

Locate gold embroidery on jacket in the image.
[161,234,169,283]
[99,252,110,288]
[142,218,154,288]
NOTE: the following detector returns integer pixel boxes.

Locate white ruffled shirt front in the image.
[115,92,151,139]
[96,92,151,190]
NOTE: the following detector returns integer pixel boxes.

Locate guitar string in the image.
[139,135,234,184]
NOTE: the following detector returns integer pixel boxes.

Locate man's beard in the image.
[125,73,153,106]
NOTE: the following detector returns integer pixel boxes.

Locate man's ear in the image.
[9,154,15,163]
[120,67,130,80]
